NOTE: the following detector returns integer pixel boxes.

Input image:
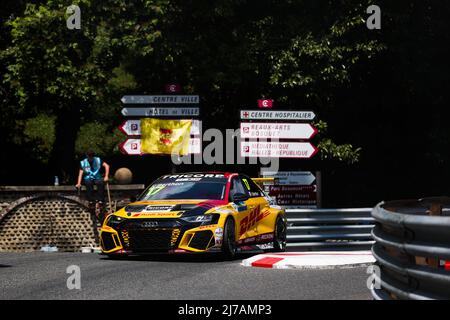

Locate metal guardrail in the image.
[285,208,375,250]
[370,197,450,300]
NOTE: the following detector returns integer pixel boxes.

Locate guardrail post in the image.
[424,201,442,268]
[415,199,442,268]
[316,171,322,208]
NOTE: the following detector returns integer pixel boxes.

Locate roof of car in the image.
[159,172,238,179]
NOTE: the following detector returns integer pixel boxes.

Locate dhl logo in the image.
[239,206,270,236]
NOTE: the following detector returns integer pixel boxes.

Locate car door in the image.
[240,175,271,238]
[228,176,252,242]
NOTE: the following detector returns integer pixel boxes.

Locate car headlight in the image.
[106,215,126,227]
[181,214,219,225]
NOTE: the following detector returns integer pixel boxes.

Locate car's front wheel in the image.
[222,218,237,260]
[273,216,287,252]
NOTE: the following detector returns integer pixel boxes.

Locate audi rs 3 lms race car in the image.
[99,172,287,258]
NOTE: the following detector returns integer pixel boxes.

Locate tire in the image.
[222,218,237,260]
[272,216,287,252]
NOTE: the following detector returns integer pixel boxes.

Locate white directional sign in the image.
[119,119,202,136]
[119,138,201,155]
[119,138,142,155]
[240,110,315,120]
[260,171,316,185]
[121,95,199,104]
[240,122,317,139]
[121,107,200,117]
[240,141,317,158]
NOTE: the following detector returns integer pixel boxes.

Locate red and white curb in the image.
[241,251,375,269]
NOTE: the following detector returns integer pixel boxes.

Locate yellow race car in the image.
[99,172,287,259]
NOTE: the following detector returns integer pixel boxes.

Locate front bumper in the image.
[99,219,223,254]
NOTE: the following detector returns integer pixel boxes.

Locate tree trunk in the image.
[50,103,81,184]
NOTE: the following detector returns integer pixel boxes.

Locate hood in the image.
[114,199,228,219]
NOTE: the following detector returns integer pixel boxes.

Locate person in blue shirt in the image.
[75,150,110,203]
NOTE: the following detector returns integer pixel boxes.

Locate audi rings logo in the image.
[142,221,159,228]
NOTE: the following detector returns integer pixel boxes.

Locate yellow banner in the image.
[141,118,192,155]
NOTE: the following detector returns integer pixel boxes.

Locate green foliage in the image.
[2,1,165,111]
[1,0,167,173]
[15,114,56,163]
[75,122,123,157]
[318,139,361,164]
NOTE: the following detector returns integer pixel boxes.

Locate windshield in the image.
[139,174,227,200]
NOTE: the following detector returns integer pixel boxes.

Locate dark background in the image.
[1,1,449,207]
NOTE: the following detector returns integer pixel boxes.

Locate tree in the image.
[1,0,166,182]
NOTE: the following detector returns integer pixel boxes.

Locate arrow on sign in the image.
[121,107,200,117]
[118,120,141,136]
[121,95,199,104]
[119,139,142,155]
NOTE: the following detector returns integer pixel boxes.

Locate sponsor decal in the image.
[134,212,182,217]
[242,178,251,190]
[198,224,217,230]
[176,178,202,182]
[237,233,274,245]
[239,206,270,236]
[146,184,167,197]
[231,202,248,212]
[214,227,224,238]
[244,237,256,243]
[256,243,274,250]
[144,205,173,212]
[215,227,224,245]
[161,173,225,179]
[214,208,234,214]
[260,233,274,240]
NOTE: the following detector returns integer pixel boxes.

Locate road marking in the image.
[242,251,375,269]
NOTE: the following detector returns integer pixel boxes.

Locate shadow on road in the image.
[99,252,257,263]
[0,264,12,268]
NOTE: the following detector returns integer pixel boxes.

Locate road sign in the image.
[121,95,199,104]
[119,119,201,136]
[121,107,200,117]
[119,138,201,155]
[165,84,181,93]
[267,185,317,208]
[240,141,317,158]
[261,171,316,185]
[118,120,141,136]
[240,122,317,139]
[258,99,273,108]
[119,138,142,155]
[240,110,315,120]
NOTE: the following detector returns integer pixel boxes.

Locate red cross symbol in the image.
[243,111,249,118]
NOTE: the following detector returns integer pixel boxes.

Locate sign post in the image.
[119,94,201,157]
[261,171,317,208]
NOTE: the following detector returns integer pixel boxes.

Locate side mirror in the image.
[231,193,249,203]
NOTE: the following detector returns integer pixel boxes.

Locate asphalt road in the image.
[0,252,372,300]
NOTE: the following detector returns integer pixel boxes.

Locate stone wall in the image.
[0,185,145,252]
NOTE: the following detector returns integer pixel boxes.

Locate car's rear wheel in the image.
[273,216,287,252]
[222,218,237,260]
